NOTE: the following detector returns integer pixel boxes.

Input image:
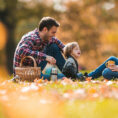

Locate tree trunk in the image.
[0,0,17,74]
[5,24,16,74]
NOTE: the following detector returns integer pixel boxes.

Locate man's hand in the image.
[108,65,118,72]
[46,55,56,65]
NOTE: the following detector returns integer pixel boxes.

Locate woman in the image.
[88,56,118,80]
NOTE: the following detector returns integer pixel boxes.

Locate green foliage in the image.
[0,0,5,11]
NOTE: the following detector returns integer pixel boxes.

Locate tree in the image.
[0,0,17,74]
[57,0,118,69]
[0,0,60,74]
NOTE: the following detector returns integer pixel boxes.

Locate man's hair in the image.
[38,17,60,31]
[64,42,79,58]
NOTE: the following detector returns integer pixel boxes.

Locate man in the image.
[13,17,65,75]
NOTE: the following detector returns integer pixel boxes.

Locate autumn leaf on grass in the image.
[61,78,73,85]
[34,78,43,84]
[85,77,92,82]
[38,86,45,93]
[88,88,96,94]
[103,79,109,82]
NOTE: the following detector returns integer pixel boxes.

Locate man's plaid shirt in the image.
[13,28,64,71]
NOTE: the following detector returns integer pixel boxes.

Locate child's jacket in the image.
[62,56,78,78]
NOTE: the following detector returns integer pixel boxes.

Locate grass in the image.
[0,75,118,118]
[0,104,6,118]
[63,99,118,118]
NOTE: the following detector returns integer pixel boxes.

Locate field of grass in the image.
[0,76,118,118]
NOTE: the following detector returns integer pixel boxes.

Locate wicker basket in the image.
[15,56,41,82]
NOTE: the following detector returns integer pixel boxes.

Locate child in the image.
[62,42,85,80]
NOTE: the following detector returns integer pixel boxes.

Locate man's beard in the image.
[43,35,49,43]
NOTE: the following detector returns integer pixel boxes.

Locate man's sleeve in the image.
[18,38,47,60]
[51,38,65,50]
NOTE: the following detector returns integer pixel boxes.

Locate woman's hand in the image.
[108,65,118,72]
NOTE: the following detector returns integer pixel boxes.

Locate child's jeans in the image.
[88,56,118,80]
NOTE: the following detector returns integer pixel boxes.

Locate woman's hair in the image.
[64,42,79,58]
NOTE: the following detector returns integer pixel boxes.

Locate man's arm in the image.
[18,38,47,60]
[19,38,56,64]
[51,38,65,51]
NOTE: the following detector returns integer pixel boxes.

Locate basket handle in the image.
[20,56,37,67]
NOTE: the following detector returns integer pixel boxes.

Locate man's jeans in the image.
[38,43,65,71]
[88,56,118,80]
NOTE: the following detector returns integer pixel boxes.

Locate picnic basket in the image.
[15,56,41,82]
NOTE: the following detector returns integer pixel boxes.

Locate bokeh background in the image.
[0,0,118,78]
